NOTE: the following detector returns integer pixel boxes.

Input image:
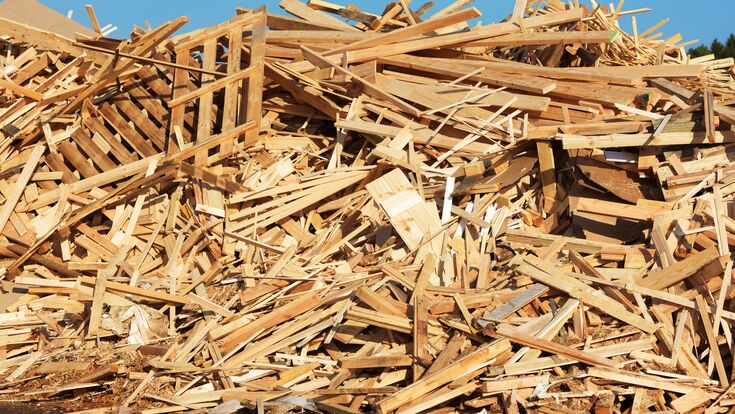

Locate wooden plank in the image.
[365,169,443,253]
[0,78,43,101]
[0,145,44,234]
[301,46,422,116]
[496,325,617,368]
[537,141,557,212]
[639,247,722,290]
[219,292,322,350]
[478,283,548,327]
[671,388,711,413]
[243,11,267,144]
[87,245,130,337]
[80,276,189,305]
[113,97,165,151]
[70,128,117,172]
[521,256,657,333]
[481,374,548,393]
[221,20,245,147]
[85,4,102,34]
[562,131,735,149]
[98,102,158,157]
[375,339,511,413]
[195,37,217,164]
[587,367,701,394]
[279,0,360,31]
[464,30,617,47]
[327,7,481,55]
[0,17,103,62]
[166,46,190,154]
[379,54,556,95]
[329,9,584,64]
[340,354,413,369]
[375,74,550,114]
[695,294,729,387]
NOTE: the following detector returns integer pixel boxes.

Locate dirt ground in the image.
[0,402,67,413]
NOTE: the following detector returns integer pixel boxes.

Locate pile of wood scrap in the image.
[0,0,733,412]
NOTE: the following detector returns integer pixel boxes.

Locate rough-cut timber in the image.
[0,0,732,413]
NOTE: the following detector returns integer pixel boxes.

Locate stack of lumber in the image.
[0,0,733,412]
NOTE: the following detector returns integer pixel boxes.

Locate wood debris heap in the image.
[0,0,733,412]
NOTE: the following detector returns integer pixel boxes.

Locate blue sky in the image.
[41,0,734,50]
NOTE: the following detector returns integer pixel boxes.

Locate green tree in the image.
[689,44,711,58]
[688,35,735,59]
[711,39,726,58]
[724,34,735,58]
